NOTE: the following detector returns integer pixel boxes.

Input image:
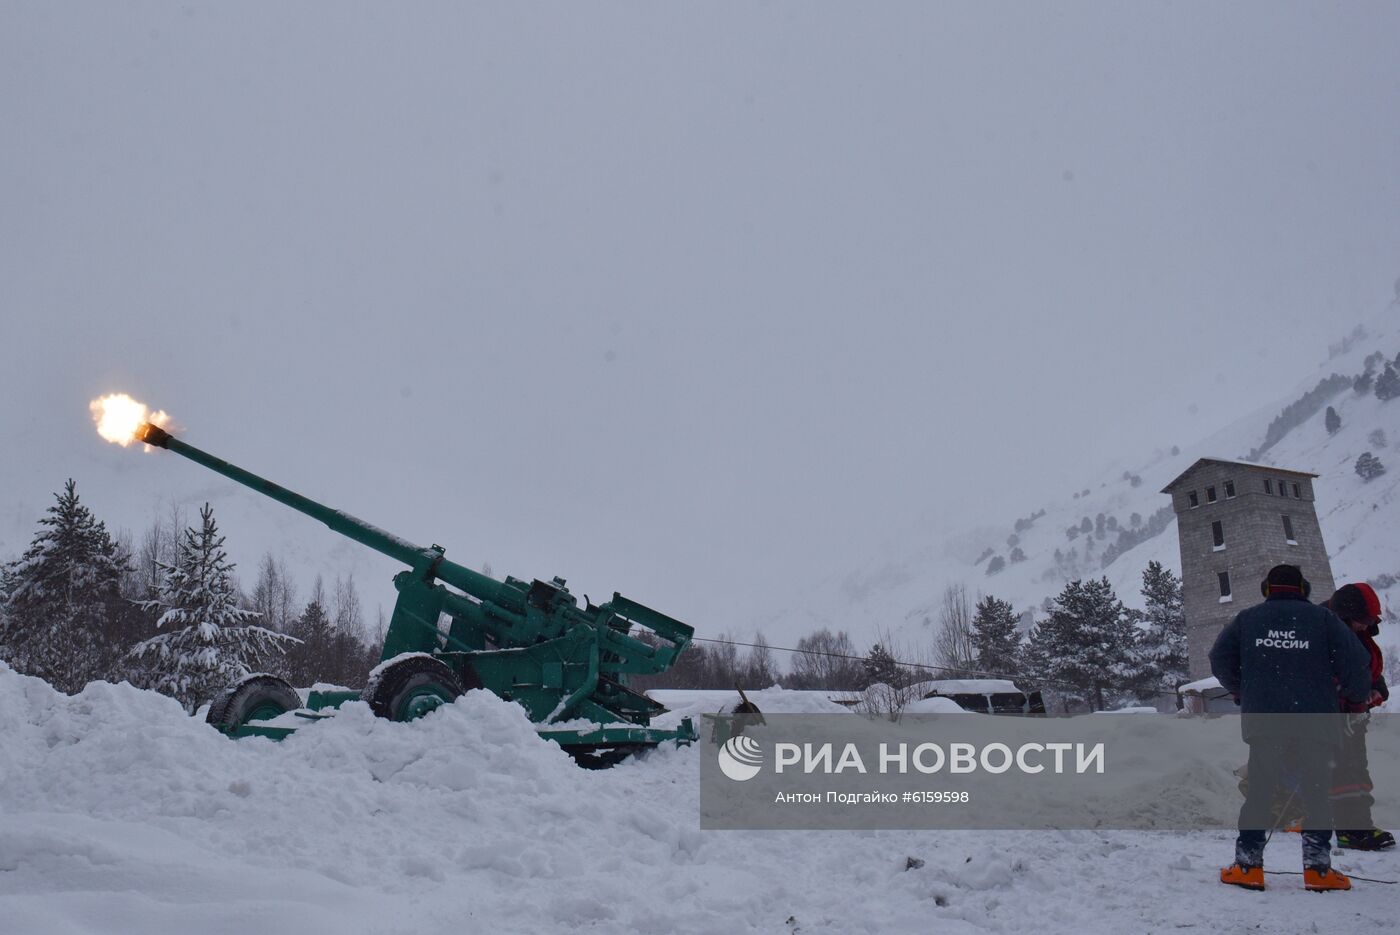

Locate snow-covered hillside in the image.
[4,662,1399,935]
[762,301,1400,669]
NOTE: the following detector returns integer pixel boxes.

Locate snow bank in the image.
[5,663,1399,934]
[902,696,974,714]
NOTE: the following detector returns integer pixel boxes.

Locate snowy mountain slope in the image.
[761,301,1400,668]
[5,662,1399,935]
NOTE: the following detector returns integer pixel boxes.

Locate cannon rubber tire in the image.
[363,656,465,722]
[206,674,302,731]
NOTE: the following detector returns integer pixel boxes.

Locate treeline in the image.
[0,480,381,711]
[635,559,1188,713]
[926,562,1188,711]
[3,480,1191,717]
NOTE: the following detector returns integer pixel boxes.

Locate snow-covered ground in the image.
[4,664,1396,935]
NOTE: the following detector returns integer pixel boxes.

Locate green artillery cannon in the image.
[133,422,697,766]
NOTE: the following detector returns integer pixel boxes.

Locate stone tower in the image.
[1161,458,1335,678]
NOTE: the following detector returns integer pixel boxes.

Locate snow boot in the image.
[1220,863,1265,891]
[1336,829,1396,851]
[1303,866,1351,892]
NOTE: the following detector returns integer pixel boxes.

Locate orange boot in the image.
[1303,867,1351,892]
[1220,864,1265,890]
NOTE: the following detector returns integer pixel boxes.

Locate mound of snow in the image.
[902,696,974,714]
[6,662,1398,934]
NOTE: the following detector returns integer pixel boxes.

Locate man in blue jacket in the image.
[1209,564,1371,892]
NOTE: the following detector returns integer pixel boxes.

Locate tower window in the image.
[1282,514,1296,544]
[1224,480,1236,498]
[1278,480,1288,496]
[1212,520,1225,549]
[1218,571,1232,601]
[1292,482,1301,498]
[1264,479,1274,494]
[1188,491,1199,508]
[1206,486,1217,503]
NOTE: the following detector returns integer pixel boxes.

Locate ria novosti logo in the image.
[717,735,764,781]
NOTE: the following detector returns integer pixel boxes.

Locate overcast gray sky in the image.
[3,2,1399,630]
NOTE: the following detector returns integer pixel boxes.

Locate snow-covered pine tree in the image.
[1355,451,1386,482]
[128,503,298,711]
[1375,363,1400,401]
[1325,405,1341,435]
[0,480,128,692]
[1138,560,1187,694]
[970,595,1021,674]
[1022,577,1142,712]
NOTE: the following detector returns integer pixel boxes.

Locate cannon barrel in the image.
[134,421,507,603]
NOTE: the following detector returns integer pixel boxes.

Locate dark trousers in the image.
[1330,717,1375,833]
[1236,735,1334,869]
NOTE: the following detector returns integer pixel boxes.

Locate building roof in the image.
[1160,457,1319,494]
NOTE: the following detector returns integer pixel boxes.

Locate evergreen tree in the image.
[1325,406,1341,435]
[128,503,298,711]
[1022,577,1142,711]
[287,596,333,686]
[1138,561,1187,693]
[970,595,1021,674]
[1354,370,1374,395]
[1355,451,1386,481]
[1375,363,1400,401]
[862,643,905,688]
[1,480,128,692]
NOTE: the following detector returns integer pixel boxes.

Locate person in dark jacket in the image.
[1322,582,1394,851]
[1209,564,1371,892]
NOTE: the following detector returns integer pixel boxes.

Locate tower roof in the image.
[1160,457,1318,494]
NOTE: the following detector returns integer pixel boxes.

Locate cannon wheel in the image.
[207,674,302,731]
[364,655,465,722]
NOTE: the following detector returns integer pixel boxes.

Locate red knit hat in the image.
[1353,582,1383,620]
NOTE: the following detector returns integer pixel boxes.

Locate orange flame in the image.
[90,394,171,447]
